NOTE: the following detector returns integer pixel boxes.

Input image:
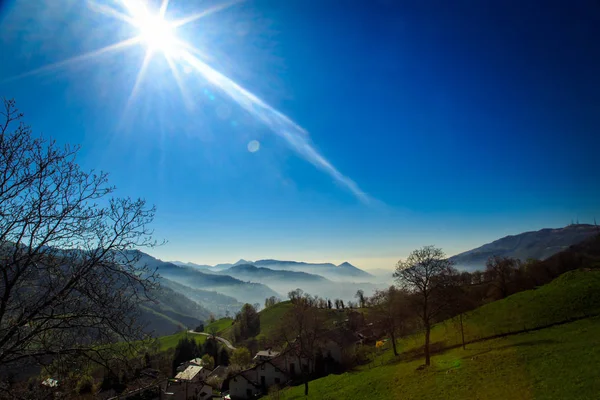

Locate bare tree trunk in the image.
[304,377,309,396]
[460,313,466,350]
[390,330,398,356]
[424,323,431,366]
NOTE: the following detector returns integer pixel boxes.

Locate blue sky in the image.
[1,0,599,270]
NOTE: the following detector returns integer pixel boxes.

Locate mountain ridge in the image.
[449,224,599,270]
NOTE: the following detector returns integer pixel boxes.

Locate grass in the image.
[253,301,347,343]
[204,318,233,334]
[396,269,600,358]
[257,301,294,339]
[157,331,207,352]
[277,316,600,399]
[270,269,600,399]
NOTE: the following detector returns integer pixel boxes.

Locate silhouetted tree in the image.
[172,337,201,374]
[288,288,304,303]
[368,286,409,356]
[278,296,326,396]
[233,304,260,342]
[355,290,366,308]
[485,256,519,298]
[0,99,159,372]
[394,245,458,366]
[203,338,219,362]
[218,347,230,366]
[264,296,280,309]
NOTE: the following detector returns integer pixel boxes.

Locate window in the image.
[261,363,265,370]
[275,378,281,384]
[247,389,252,397]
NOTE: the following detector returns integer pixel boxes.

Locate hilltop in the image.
[449,224,598,270]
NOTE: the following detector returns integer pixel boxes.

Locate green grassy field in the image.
[204,317,234,334]
[272,270,600,399]
[157,331,207,351]
[279,316,600,399]
[395,269,600,357]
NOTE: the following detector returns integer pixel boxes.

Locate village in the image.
[97,321,372,400]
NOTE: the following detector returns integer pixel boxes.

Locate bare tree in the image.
[368,286,408,356]
[485,255,519,298]
[278,296,325,396]
[393,245,457,366]
[0,99,159,376]
[355,289,366,308]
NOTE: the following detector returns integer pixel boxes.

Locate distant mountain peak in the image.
[234,259,252,266]
[337,261,354,268]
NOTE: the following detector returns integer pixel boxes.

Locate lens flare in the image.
[3,0,372,204]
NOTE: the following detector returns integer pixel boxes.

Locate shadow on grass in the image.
[463,339,558,359]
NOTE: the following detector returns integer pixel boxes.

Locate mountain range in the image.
[172,258,374,282]
[142,224,598,335]
[449,224,599,270]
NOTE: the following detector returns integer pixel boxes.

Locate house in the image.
[253,349,280,362]
[174,365,211,382]
[164,379,213,400]
[208,365,228,380]
[227,357,290,399]
[176,357,203,372]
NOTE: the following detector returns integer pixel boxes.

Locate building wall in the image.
[229,376,260,400]
[165,380,212,400]
[243,363,288,388]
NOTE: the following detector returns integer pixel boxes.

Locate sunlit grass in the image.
[157,331,207,352]
[277,316,600,399]
[204,318,233,334]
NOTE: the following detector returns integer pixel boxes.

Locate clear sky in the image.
[1,0,600,270]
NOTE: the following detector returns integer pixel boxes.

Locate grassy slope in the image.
[257,302,346,341]
[157,331,207,352]
[280,317,600,399]
[275,270,600,399]
[398,269,600,355]
[204,318,233,334]
[221,301,347,343]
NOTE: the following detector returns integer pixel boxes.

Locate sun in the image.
[137,14,176,54]
[131,8,178,55]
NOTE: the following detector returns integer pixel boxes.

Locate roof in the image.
[253,349,280,359]
[174,365,205,381]
[208,365,228,379]
[228,356,289,389]
[41,378,58,388]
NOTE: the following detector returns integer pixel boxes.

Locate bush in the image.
[76,375,94,395]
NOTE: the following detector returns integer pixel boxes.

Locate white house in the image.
[176,357,203,372]
[228,372,261,399]
[164,379,213,400]
[228,357,291,399]
[253,349,280,362]
[174,365,211,382]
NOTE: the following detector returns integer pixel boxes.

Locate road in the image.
[188,331,236,351]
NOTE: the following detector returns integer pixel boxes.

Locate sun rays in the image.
[3,0,371,204]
